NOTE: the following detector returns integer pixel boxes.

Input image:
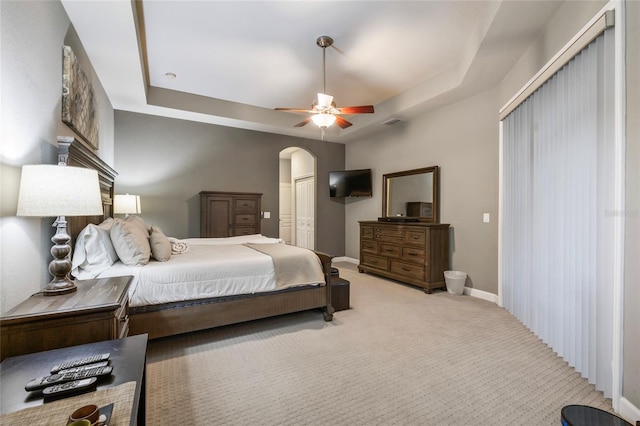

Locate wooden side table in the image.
[0,334,148,426]
[0,276,132,362]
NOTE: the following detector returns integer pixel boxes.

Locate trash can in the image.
[444,271,467,295]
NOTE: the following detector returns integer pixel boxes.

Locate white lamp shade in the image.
[114,194,141,214]
[311,113,337,128]
[17,165,103,217]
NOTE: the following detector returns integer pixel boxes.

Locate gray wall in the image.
[345,87,499,295]
[113,111,346,256]
[0,0,115,314]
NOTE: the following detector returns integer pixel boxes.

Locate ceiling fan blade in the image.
[335,105,375,114]
[275,107,314,113]
[335,116,353,129]
[294,117,313,128]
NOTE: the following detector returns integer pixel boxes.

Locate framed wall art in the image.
[62,45,99,151]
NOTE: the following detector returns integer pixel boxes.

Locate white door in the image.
[295,176,314,249]
[279,183,292,244]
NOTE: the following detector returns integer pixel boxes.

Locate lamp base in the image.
[43,277,77,296]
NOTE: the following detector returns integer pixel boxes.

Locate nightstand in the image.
[0,276,132,362]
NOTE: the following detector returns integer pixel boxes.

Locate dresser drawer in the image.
[362,254,388,269]
[390,260,425,280]
[402,246,425,264]
[361,225,374,239]
[375,227,404,243]
[379,243,401,258]
[361,240,377,253]
[405,229,426,245]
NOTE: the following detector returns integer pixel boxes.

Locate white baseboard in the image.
[619,396,640,424]
[334,256,358,264]
[464,287,499,304]
[333,257,500,305]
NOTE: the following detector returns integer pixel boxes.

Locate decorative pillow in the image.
[110,218,151,266]
[125,215,149,235]
[149,226,171,262]
[97,217,115,231]
[71,223,119,277]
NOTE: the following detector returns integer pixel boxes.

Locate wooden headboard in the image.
[58,136,118,241]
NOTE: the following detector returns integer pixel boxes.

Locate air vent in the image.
[382,118,402,126]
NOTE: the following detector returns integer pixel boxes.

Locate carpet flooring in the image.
[145,261,613,425]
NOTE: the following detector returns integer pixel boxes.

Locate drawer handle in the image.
[242,217,249,221]
[412,236,420,240]
[384,248,394,252]
[408,252,417,256]
[402,267,411,271]
[120,315,129,322]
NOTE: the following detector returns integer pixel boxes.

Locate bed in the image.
[63,138,334,340]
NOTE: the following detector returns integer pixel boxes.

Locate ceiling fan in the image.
[275,36,374,132]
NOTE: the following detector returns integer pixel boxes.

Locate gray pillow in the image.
[149,225,171,262]
[110,218,151,266]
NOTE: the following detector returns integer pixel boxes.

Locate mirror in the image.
[382,166,439,222]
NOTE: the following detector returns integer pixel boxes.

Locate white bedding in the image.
[76,234,322,307]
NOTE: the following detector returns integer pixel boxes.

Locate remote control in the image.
[58,360,109,374]
[50,353,110,374]
[41,377,97,398]
[25,365,113,392]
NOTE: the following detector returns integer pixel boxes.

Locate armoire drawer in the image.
[234,198,258,212]
[235,214,257,225]
[234,226,258,236]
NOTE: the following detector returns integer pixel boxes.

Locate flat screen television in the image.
[329,169,372,198]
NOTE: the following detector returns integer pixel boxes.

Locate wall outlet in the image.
[483,213,490,223]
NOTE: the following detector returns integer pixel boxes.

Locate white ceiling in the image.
[61,0,564,143]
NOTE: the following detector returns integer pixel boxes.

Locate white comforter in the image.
[84,235,322,307]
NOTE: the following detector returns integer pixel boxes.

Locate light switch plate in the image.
[483,213,490,223]
[263,211,270,219]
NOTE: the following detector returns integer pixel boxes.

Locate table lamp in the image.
[114,194,141,218]
[16,164,103,295]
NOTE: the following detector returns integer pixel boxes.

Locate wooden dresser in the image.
[358,221,450,293]
[200,191,262,237]
[0,276,131,361]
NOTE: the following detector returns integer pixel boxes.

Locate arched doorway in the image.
[279,147,316,249]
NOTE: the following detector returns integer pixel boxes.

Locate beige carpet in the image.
[145,262,613,425]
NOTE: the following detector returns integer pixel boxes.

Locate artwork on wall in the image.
[62,45,99,151]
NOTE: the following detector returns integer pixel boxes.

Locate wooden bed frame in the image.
[63,138,334,340]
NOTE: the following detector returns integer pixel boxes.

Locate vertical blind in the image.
[501,28,615,397]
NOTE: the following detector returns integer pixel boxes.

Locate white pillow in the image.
[71,223,119,278]
[149,225,171,262]
[110,218,151,266]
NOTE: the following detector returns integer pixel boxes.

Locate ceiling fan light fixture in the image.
[311,113,336,128]
[317,93,334,108]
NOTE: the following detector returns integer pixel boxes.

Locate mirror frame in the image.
[382,166,440,223]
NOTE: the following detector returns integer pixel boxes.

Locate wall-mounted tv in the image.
[329,169,372,198]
